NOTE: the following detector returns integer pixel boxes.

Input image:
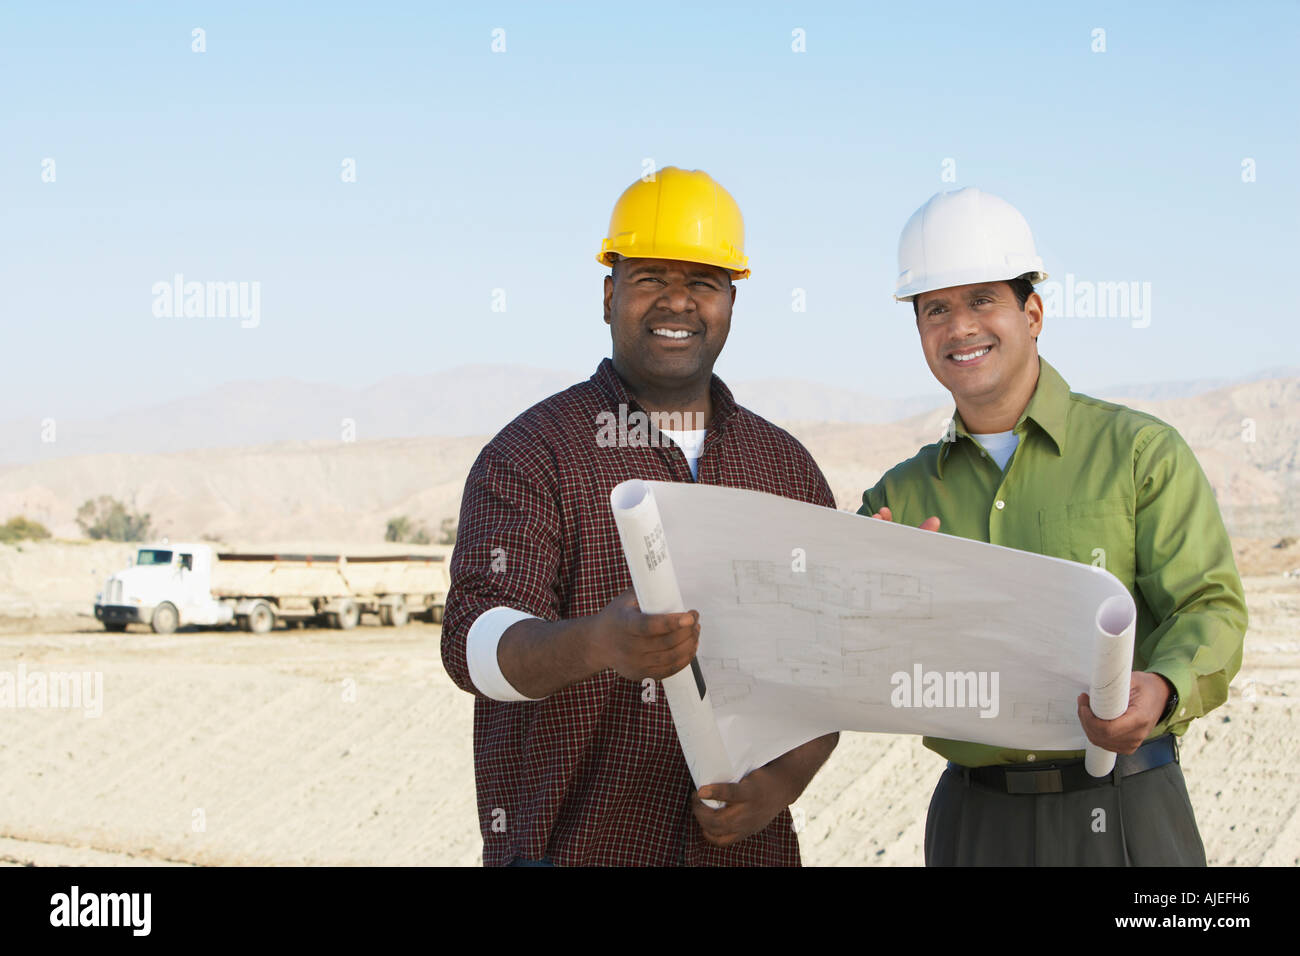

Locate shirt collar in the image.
[591,357,738,430]
[936,357,1069,478]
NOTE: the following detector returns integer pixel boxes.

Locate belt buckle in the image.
[1005,768,1063,794]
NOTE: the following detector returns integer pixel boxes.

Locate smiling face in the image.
[604,257,735,400]
[914,280,1044,430]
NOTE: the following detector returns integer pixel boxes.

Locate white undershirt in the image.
[465,429,709,701]
[970,429,1020,471]
[659,427,707,479]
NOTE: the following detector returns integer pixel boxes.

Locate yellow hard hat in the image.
[596,167,750,279]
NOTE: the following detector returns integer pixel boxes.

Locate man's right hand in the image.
[587,588,700,681]
[869,505,941,532]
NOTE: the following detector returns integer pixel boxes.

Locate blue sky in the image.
[1,1,1297,420]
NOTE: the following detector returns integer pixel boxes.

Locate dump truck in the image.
[94,541,451,634]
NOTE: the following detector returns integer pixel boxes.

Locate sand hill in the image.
[0,377,1294,546]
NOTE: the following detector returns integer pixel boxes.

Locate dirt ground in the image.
[0,575,1295,867]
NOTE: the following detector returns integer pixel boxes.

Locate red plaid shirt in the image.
[441,358,836,866]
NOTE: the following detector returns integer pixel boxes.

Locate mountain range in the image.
[3,363,1296,467]
[0,374,1294,545]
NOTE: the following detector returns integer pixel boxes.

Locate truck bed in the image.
[210,552,449,600]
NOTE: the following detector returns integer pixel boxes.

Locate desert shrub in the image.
[75,496,153,542]
[0,516,51,544]
[386,515,432,545]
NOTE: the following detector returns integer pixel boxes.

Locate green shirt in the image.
[859,357,1247,767]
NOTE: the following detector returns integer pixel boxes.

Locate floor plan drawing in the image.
[612,479,1136,785]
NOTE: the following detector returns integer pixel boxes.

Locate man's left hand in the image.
[692,768,790,847]
[1077,671,1172,754]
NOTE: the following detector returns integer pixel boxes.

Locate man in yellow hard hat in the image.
[861,187,1247,865]
[441,167,839,866]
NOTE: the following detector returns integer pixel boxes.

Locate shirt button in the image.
[1179,707,1187,717]
[1026,754,1036,762]
[995,499,1006,510]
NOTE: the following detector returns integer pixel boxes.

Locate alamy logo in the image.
[595,404,706,448]
[0,663,102,718]
[890,664,999,718]
[1038,274,1152,329]
[50,886,151,936]
[151,273,261,328]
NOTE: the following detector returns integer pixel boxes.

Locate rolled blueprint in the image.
[610,479,1139,782]
[1084,594,1137,777]
[610,480,737,805]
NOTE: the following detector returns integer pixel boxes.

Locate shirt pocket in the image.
[1038,497,1135,585]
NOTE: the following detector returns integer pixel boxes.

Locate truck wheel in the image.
[247,601,276,634]
[381,599,408,627]
[151,603,179,635]
[428,605,444,625]
[103,622,127,633]
[333,600,360,630]
[390,601,409,627]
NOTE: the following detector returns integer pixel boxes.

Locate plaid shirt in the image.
[442,358,836,866]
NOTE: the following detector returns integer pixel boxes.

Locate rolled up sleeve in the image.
[440,442,563,699]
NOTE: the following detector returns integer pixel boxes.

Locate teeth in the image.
[653,329,693,339]
[952,346,990,362]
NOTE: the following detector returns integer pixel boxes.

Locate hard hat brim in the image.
[895,268,1048,303]
[597,250,750,281]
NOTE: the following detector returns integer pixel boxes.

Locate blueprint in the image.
[610,479,1136,786]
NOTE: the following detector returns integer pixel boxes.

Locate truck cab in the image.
[94,542,233,633]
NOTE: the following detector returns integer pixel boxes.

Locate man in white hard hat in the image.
[441,167,839,866]
[860,187,1247,865]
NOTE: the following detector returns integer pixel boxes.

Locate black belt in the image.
[953,735,1178,795]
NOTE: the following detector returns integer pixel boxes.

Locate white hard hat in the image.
[894,187,1048,302]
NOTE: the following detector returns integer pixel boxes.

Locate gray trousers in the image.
[924,760,1207,866]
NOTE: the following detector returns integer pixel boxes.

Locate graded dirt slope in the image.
[0,574,1293,867]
